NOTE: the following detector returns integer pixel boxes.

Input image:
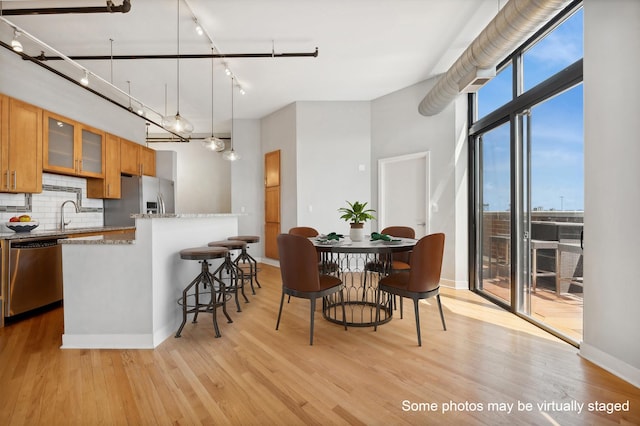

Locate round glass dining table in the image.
[311,236,417,327]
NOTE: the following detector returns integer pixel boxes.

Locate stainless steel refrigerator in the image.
[103,175,175,226]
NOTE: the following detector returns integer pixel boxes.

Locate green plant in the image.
[338,201,376,224]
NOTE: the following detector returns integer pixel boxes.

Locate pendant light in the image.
[202,48,225,152]
[162,0,193,137]
[223,77,240,161]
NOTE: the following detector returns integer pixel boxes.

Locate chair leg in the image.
[309,298,316,345]
[339,289,347,331]
[275,291,285,330]
[202,272,221,338]
[436,294,447,331]
[374,288,381,331]
[413,297,422,347]
[175,272,201,338]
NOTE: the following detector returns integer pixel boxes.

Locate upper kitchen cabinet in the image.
[120,139,156,177]
[87,133,121,199]
[43,111,105,178]
[0,95,43,193]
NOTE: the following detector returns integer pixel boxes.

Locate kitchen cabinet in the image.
[43,111,105,178]
[140,146,156,177]
[120,138,156,177]
[0,95,43,193]
[87,133,121,199]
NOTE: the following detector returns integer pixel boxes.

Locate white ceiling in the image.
[1,0,501,137]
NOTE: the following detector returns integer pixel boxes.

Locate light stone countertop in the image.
[59,232,136,245]
[0,226,135,241]
[132,213,243,219]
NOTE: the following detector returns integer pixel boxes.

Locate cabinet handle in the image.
[11,171,17,190]
[139,163,143,175]
[79,159,83,172]
[5,170,9,190]
[107,183,111,196]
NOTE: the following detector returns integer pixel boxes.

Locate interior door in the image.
[264,150,281,259]
[378,152,429,237]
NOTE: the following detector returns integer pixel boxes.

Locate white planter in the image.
[349,224,365,242]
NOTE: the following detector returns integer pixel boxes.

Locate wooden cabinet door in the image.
[104,135,121,198]
[87,133,120,199]
[140,146,156,176]
[120,139,140,175]
[264,150,281,259]
[43,111,76,175]
[0,95,7,190]
[6,98,42,193]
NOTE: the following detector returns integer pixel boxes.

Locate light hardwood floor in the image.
[1,264,638,425]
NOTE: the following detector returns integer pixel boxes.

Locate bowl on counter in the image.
[5,221,39,233]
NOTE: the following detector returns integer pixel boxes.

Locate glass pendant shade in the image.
[223,76,239,161]
[162,112,193,136]
[222,149,240,161]
[202,135,225,151]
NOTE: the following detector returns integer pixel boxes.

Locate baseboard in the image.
[260,257,280,268]
[440,278,469,290]
[61,333,155,349]
[580,342,640,388]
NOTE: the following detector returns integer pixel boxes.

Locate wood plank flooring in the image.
[1,264,638,425]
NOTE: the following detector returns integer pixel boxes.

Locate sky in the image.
[477,8,584,212]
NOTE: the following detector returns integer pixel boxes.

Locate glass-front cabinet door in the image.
[43,111,104,178]
[44,112,76,174]
[80,126,104,177]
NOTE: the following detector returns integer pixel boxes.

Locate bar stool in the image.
[208,239,250,312]
[175,246,232,338]
[227,235,261,294]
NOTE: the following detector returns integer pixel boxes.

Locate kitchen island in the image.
[60,214,240,349]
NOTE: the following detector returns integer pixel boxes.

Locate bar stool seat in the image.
[227,235,262,294]
[208,240,250,312]
[175,246,232,338]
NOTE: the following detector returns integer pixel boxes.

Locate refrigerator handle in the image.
[158,193,165,214]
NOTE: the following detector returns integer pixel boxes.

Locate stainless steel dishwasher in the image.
[6,237,64,317]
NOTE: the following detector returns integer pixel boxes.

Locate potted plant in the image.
[338,200,376,242]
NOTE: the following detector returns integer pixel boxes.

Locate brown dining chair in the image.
[374,233,446,346]
[363,226,415,300]
[276,233,347,345]
[289,226,339,275]
[375,226,415,270]
[288,226,320,238]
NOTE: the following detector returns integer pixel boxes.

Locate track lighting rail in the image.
[35,47,319,62]
[0,0,131,16]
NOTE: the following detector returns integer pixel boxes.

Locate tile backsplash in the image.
[0,173,104,231]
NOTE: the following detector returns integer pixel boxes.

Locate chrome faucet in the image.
[60,199,80,231]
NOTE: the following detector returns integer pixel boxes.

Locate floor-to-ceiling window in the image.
[470,2,584,346]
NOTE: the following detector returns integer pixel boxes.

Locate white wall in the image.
[0,48,144,143]
[371,79,468,288]
[581,0,640,387]
[296,101,371,235]
[150,141,231,214]
[231,119,264,255]
[261,103,297,236]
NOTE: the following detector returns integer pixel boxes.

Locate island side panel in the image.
[62,241,153,348]
[61,215,240,349]
[142,216,239,346]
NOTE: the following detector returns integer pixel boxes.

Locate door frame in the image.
[378,151,430,236]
